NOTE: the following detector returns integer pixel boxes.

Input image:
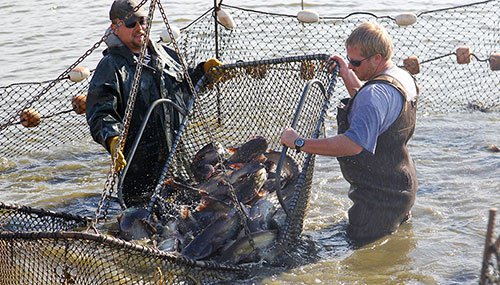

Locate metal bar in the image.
[117,98,187,205]
[480,208,497,284]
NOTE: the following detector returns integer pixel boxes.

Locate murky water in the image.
[0,0,499,284]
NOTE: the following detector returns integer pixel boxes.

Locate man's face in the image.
[346,45,378,81]
[112,16,147,53]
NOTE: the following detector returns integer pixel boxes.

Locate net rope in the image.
[0,0,498,157]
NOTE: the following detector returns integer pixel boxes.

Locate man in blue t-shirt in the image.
[281,22,418,246]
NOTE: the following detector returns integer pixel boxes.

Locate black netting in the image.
[0,54,336,283]
[1,1,498,157]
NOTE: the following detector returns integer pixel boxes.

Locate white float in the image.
[217,8,236,30]
[68,66,91,82]
[297,10,320,23]
[160,26,181,44]
[395,13,417,26]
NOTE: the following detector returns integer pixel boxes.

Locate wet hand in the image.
[280,128,299,149]
[328,55,349,78]
[108,136,126,172]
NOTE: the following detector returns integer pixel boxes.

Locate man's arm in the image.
[329,55,362,97]
[280,128,363,157]
[86,58,123,150]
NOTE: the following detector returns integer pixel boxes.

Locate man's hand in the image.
[280,128,299,149]
[203,58,223,73]
[108,136,126,172]
[328,54,362,97]
[327,55,349,78]
[203,58,236,84]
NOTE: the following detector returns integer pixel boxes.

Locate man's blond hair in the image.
[346,22,393,60]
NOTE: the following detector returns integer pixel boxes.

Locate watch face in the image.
[295,138,305,148]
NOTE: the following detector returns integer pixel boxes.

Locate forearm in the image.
[341,70,363,97]
[300,134,363,157]
[86,87,123,149]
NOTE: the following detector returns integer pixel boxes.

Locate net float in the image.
[72,94,87,115]
[456,46,471,64]
[20,107,41,128]
[160,26,181,44]
[68,66,91,82]
[403,55,420,75]
[217,8,236,30]
[489,53,499,71]
[297,10,320,23]
[395,13,417,26]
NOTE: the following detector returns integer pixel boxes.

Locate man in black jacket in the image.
[86,0,220,207]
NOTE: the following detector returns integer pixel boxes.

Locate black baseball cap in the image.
[109,0,147,21]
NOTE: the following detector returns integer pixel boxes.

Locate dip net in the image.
[0,54,337,283]
[0,0,499,283]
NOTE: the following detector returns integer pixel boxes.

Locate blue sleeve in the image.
[343,84,403,154]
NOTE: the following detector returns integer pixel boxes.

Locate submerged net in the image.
[0,0,499,283]
[0,204,245,284]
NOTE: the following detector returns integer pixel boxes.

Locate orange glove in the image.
[203,58,223,73]
[108,136,126,172]
[203,58,235,84]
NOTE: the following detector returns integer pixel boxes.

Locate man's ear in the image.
[373,53,384,64]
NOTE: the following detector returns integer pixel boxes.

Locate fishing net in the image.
[0,0,499,283]
[0,204,245,284]
[0,0,498,157]
[0,54,336,283]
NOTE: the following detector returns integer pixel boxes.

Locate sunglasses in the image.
[123,17,147,29]
[347,54,374,67]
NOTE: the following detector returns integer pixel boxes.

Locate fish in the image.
[169,138,302,262]
[197,161,268,204]
[246,198,278,232]
[196,171,231,197]
[217,229,278,264]
[226,136,269,164]
[228,161,268,204]
[263,150,300,186]
[117,207,157,241]
[181,208,242,260]
[156,220,182,252]
[176,205,203,239]
[191,142,226,181]
[192,142,226,167]
[257,150,300,204]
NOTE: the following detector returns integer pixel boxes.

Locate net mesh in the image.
[0,0,498,157]
[0,0,499,283]
[0,54,335,283]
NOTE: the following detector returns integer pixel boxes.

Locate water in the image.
[1,0,499,284]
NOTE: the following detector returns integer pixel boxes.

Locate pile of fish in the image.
[116,136,301,264]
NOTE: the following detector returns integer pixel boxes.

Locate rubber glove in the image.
[108,136,126,172]
[203,58,223,73]
[203,58,233,84]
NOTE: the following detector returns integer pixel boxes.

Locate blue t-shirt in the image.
[343,83,403,154]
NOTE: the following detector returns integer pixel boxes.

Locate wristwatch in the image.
[294,138,305,153]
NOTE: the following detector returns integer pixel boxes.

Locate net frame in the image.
[0,54,337,283]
